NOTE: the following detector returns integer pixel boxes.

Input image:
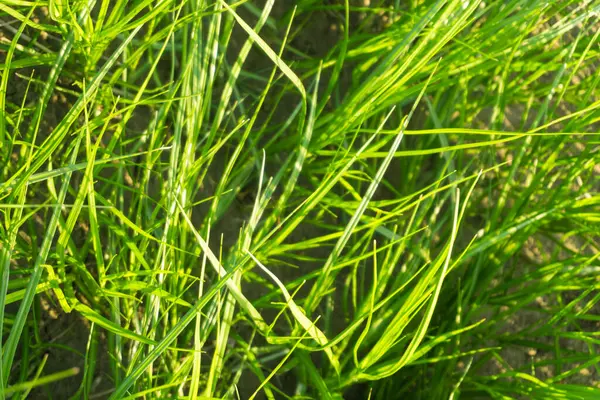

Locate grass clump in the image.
[1,0,600,398]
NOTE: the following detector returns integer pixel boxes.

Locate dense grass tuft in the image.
[1,0,600,398]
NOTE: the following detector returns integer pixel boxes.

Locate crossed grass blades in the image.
[1,0,600,399]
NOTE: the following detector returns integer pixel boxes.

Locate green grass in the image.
[1,0,600,398]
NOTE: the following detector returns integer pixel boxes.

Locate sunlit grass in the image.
[1,0,599,398]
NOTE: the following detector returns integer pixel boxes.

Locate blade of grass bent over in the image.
[247,251,340,373]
